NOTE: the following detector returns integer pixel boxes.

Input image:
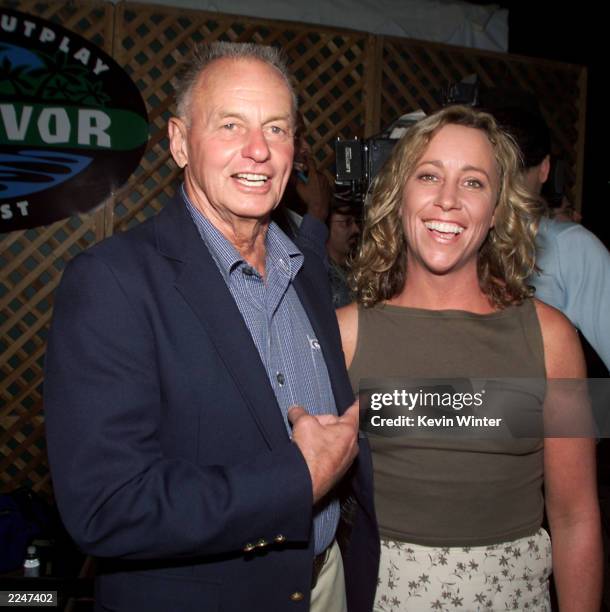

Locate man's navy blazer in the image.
[44,195,379,611]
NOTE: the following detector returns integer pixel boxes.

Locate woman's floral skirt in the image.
[374,529,552,611]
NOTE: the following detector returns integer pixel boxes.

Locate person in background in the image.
[338,105,601,610]
[326,195,361,307]
[548,195,582,223]
[273,132,334,244]
[276,138,362,308]
[492,107,610,372]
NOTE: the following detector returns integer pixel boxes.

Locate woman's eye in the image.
[465,178,483,188]
[418,174,437,182]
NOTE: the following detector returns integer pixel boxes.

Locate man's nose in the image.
[242,128,271,162]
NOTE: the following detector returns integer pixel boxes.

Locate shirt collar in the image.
[180,184,304,281]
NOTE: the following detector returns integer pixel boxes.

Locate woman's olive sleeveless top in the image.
[348,300,546,546]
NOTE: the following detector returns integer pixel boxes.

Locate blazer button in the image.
[256,538,268,548]
[274,534,286,543]
[243,543,255,552]
[290,592,304,602]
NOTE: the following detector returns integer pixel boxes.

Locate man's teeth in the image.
[234,173,268,185]
[424,221,464,234]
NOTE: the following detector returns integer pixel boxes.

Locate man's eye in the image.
[222,123,236,130]
[269,125,285,135]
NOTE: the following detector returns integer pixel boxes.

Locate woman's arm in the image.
[336,302,358,368]
[536,300,602,611]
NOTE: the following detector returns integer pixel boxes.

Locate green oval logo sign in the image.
[0,8,148,231]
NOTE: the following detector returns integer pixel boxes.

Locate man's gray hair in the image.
[174,41,297,121]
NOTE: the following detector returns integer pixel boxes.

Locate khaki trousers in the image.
[310,540,347,612]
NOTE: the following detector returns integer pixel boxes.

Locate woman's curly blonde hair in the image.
[350,105,543,309]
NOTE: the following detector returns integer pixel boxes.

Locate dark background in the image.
[475,1,607,248]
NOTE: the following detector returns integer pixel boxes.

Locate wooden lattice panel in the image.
[0,0,113,497]
[286,30,367,168]
[379,37,586,205]
[1,0,588,501]
[110,3,369,232]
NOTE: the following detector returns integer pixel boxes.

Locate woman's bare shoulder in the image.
[533,299,585,378]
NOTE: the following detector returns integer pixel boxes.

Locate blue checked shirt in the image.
[183,188,340,555]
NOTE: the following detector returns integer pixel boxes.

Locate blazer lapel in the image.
[155,197,289,448]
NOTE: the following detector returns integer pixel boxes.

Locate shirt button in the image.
[256,538,268,548]
[243,543,255,552]
[274,534,286,543]
[290,592,304,602]
[276,372,285,386]
[242,265,254,276]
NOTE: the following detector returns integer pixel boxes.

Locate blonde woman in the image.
[338,106,601,611]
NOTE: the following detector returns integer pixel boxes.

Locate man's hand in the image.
[287,401,360,504]
[295,156,332,223]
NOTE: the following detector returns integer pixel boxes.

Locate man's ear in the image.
[539,154,551,185]
[168,117,188,168]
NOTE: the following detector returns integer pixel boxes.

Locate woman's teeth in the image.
[424,220,464,234]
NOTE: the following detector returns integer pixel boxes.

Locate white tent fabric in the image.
[136,0,508,53]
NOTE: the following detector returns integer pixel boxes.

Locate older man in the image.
[44,43,378,612]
